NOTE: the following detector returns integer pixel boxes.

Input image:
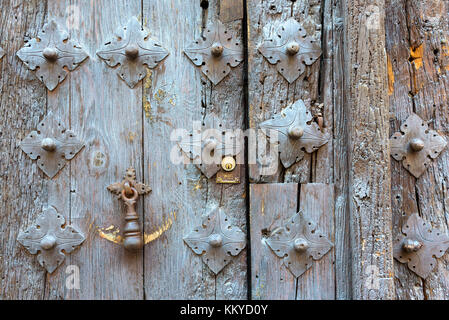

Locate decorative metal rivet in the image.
[184,206,246,274]
[258,18,322,83]
[265,210,333,278]
[259,99,330,169]
[97,17,169,89]
[107,168,151,251]
[394,213,449,279]
[221,156,236,172]
[20,111,85,178]
[177,113,242,179]
[16,20,88,91]
[17,206,85,273]
[184,20,243,85]
[390,113,447,178]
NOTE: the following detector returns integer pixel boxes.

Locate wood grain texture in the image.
[344,0,395,299]
[386,0,449,299]
[297,183,335,299]
[0,0,48,300]
[142,0,247,299]
[250,183,297,300]
[43,0,144,299]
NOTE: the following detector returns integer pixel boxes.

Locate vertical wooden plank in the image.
[331,0,353,300]
[250,183,297,300]
[0,0,47,300]
[384,0,424,300]
[344,0,395,299]
[44,0,144,299]
[142,0,247,299]
[386,0,449,299]
[296,183,335,299]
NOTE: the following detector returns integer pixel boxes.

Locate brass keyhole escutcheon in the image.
[221,156,236,172]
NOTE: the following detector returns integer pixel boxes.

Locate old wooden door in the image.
[1,0,449,300]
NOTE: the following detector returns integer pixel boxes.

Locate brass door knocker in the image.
[107,168,151,251]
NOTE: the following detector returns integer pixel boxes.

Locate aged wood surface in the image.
[344,0,395,299]
[386,0,449,299]
[250,183,298,299]
[250,183,335,299]
[0,0,47,300]
[142,0,247,299]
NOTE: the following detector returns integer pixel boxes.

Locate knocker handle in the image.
[121,188,143,251]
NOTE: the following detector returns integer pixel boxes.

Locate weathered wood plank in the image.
[0,0,48,300]
[386,0,449,299]
[43,0,144,299]
[296,183,335,299]
[344,0,395,299]
[142,0,247,299]
[250,183,297,300]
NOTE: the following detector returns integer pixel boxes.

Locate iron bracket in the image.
[17,20,88,91]
[97,17,169,88]
[265,210,333,278]
[390,113,447,178]
[258,18,322,83]
[20,111,85,178]
[184,206,246,275]
[259,99,330,169]
[184,20,243,85]
[394,213,449,279]
[17,206,85,273]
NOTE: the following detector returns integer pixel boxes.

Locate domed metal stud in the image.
[125,44,139,60]
[40,235,57,250]
[287,126,304,139]
[42,47,58,62]
[211,42,224,57]
[409,138,424,152]
[293,238,309,253]
[286,41,300,56]
[41,137,57,152]
[402,238,422,253]
[208,234,223,248]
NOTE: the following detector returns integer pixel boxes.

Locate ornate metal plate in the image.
[97,17,169,88]
[258,18,322,83]
[390,113,447,178]
[393,213,449,279]
[107,167,152,200]
[177,113,243,179]
[184,20,243,85]
[16,20,88,91]
[259,99,330,169]
[20,111,85,178]
[17,206,85,273]
[184,206,246,275]
[0,47,4,59]
[265,210,333,278]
